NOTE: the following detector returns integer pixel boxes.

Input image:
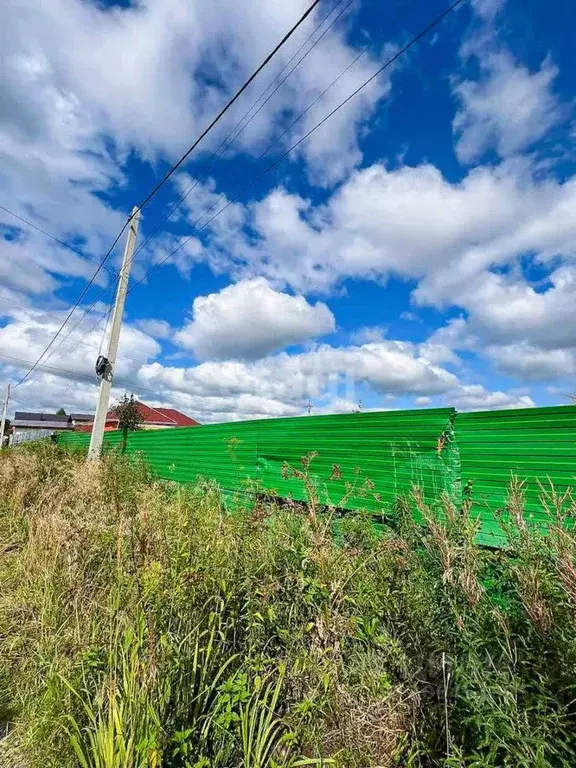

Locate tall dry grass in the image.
[1,443,576,767]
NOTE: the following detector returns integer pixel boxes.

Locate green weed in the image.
[0,445,575,767]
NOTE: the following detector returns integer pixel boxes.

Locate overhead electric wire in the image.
[0,203,118,281]
[0,292,158,363]
[8,0,465,397]
[0,297,117,361]
[1,353,119,384]
[11,0,325,389]
[0,200,127,377]
[13,288,156,365]
[133,0,324,214]
[129,0,418,276]
[0,353,166,398]
[96,302,114,359]
[130,0,353,262]
[0,213,118,368]
[43,207,152,363]
[8,319,156,366]
[12,221,130,388]
[159,0,419,249]
[129,0,465,294]
[129,0,421,290]
[218,0,351,155]
[42,284,116,366]
[0,201,119,361]
[0,297,87,328]
[102,0,339,281]
[46,297,157,365]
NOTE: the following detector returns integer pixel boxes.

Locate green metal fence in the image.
[255,409,458,512]
[458,406,576,545]
[58,404,576,545]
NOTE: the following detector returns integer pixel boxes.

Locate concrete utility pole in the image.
[0,383,10,449]
[88,207,140,460]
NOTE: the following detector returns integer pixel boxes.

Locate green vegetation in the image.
[1,444,576,767]
[111,394,143,433]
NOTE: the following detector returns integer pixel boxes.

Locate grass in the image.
[1,443,576,767]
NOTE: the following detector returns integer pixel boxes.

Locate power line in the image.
[0,353,109,384]
[129,0,418,280]
[0,291,111,331]
[0,353,164,398]
[0,266,147,366]
[0,203,118,281]
[0,353,200,414]
[219,0,351,158]
[129,0,420,288]
[0,289,157,364]
[12,221,130,388]
[129,0,464,293]
[11,0,324,388]
[0,297,82,328]
[9,0,464,396]
[44,205,152,363]
[0,298,111,362]
[0,203,123,372]
[99,0,333,292]
[1,317,157,366]
[43,284,116,366]
[130,0,352,262]
[0,216,141,366]
[134,0,324,213]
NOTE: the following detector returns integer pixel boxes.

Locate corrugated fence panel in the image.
[256,408,457,514]
[58,431,124,450]
[124,421,258,490]
[58,410,457,516]
[457,405,576,546]
[56,404,576,546]
[58,431,89,448]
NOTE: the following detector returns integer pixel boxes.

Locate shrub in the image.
[0,445,575,767]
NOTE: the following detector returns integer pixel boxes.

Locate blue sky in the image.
[0,0,575,422]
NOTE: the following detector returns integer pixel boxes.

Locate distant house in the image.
[70,413,95,427]
[12,403,199,440]
[11,412,74,444]
[12,412,74,435]
[75,401,200,432]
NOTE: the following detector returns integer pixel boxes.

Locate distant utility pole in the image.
[88,207,140,460]
[0,383,10,449]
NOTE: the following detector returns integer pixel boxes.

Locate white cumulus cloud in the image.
[486,344,576,382]
[453,51,561,164]
[0,0,391,306]
[175,278,336,361]
[135,318,173,340]
[448,384,535,411]
[179,161,576,302]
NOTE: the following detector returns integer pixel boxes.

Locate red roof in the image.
[106,402,200,426]
[76,401,200,431]
[152,407,200,426]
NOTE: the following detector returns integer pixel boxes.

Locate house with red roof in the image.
[75,401,200,432]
